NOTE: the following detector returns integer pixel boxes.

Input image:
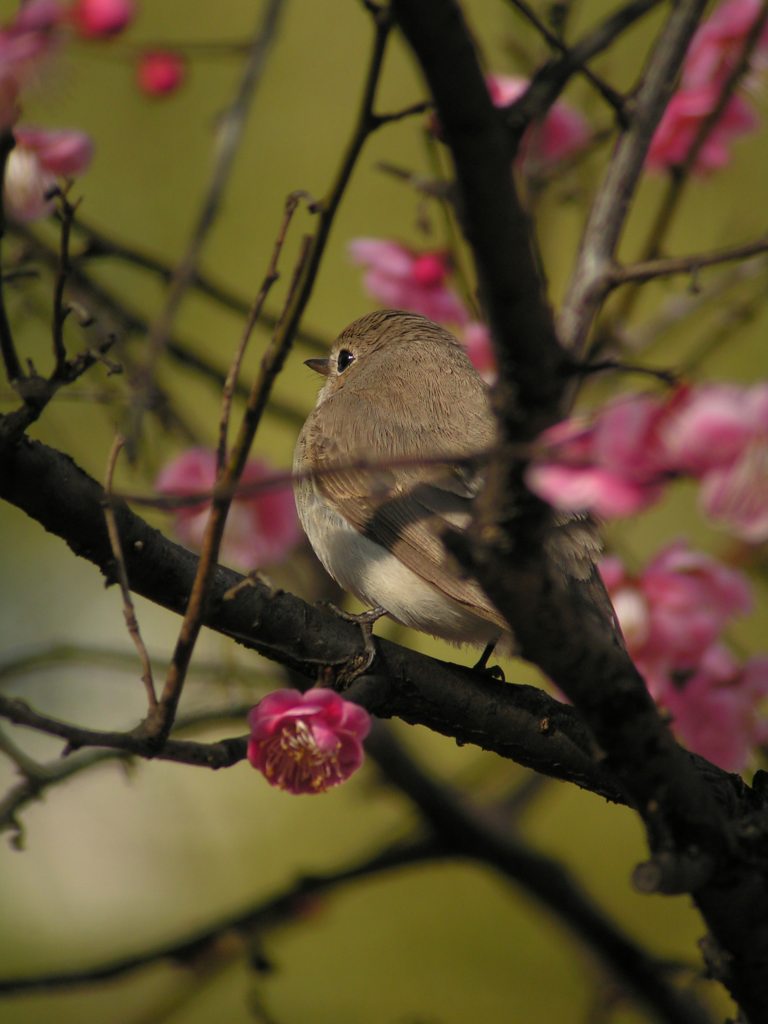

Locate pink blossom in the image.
[247,689,371,794]
[348,239,469,325]
[662,646,768,772]
[155,448,301,570]
[684,0,768,89]
[660,383,768,541]
[0,0,64,130]
[4,126,92,220]
[462,321,496,381]
[136,50,186,96]
[526,394,670,518]
[647,85,758,173]
[487,74,590,169]
[70,0,134,38]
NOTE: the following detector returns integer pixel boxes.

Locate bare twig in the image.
[129,0,285,443]
[506,0,626,116]
[103,436,157,711]
[0,131,21,382]
[599,0,768,339]
[609,235,768,288]
[558,0,709,356]
[217,192,304,469]
[51,191,80,373]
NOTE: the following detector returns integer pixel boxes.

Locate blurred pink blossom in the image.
[70,0,134,38]
[661,383,768,540]
[487,74,590,169]
[601,546,763,769]
[155,448,301,570]
[647,86,758,172]
[662,646,768,772]
[602,544,752,680]
[526,394,670,518]
[348,239,469,325]
[136,50,186,96]
[0,0,64,130]
[247,689,371,795]
[684,0,768,88]
[4,125,92,220]
[462,321,496,381]
[648,0,768,173]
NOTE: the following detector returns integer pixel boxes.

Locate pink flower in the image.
[684,0,768,89]
[70,0,134,38]
[4,125,92,220]
[601,543,752,707]
[660,383,768,541]
[647,0,768,174]
[662,646,768,772]
[348,239,469,325]
[462,321,496,381]
[247,689,371,794]
[155,448,301,570]
[526,394,670,518]
[647,85,758,173]
[0,0,64,130]
[487,74,590,169]
[136,50,186,96]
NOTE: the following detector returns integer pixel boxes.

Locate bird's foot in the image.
[320,603,388,686]
[473,640,505,681]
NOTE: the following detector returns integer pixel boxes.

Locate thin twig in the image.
[558,0,709,356]
[609,235,768,287]
[51,192,80,373]
[129,0,285,444]
[103,435,158,710]
[506,0,627,115]
[0,130,21,382]
[599,0,768,338]
[217,192,304,470]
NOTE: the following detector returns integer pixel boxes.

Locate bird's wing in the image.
[306,427,508,630]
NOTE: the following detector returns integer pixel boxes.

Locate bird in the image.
[293,309,601,651]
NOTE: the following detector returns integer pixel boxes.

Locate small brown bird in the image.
[293,310,601,648]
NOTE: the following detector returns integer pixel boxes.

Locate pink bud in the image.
[136,50,186,96]
[70,0,135,39]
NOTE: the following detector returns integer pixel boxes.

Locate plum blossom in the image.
[662,647,768,773]
[646,87,758,172]
[526,393,670,518]
[70,0,135,38]
[486,74,590,170]
[601,546,764,770]
[155,448,301,570]
[661,383,768,541]
[4,125,93,220]
[348,239,469,325]
[462,321,496,381]
[247,689,371,794]
[602,543,752,684]
[648,0,768,173]
[136,50,186,96]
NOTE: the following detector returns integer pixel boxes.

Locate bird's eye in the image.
[336,349,355,373]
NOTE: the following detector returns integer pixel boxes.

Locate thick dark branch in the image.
[0,432,620,800]
[391,0,568,441]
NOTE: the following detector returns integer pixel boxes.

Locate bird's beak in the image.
[305,357,330,376]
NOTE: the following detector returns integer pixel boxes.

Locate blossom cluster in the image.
[527,383,768,544]
[602,544,767,771]
[1,0,186,220]
[648,0,768,173]
[155,447,301,571]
